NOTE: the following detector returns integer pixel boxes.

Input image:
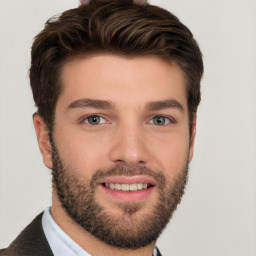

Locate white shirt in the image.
[42,207,90,256]
[42,207,158,256]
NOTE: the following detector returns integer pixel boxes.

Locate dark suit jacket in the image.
[0,213,53,256]
[0,213,162,256]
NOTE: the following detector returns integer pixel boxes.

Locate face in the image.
[36,54,196,248]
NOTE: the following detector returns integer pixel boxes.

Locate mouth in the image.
[102,182,154,191]
[98,176,156,201]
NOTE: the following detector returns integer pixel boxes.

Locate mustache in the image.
[89,164,167,188]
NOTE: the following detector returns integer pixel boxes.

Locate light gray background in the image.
[0,0,255,255]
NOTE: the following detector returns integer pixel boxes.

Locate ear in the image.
[33,114,53,169]
[188,116,197,162]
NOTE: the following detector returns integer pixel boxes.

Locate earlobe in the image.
[33,114,53,169]
[188,117,197,161]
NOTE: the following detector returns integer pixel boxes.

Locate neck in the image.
[51,190,156,256]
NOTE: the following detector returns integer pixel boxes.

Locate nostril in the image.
[114,159,126,164]
[113,160,146,167]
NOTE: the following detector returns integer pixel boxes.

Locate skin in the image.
[34,54,196,256]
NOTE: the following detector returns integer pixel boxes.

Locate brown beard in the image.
[51,138,189,249]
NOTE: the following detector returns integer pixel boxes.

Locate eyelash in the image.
[80,114,176,126]
[80,115,108,125]
[148,115,176,126]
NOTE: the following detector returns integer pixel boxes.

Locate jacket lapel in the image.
[4,212,53,256]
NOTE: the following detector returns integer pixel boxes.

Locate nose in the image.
[108,123,150,166]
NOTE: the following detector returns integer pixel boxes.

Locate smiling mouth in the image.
[102,183,154,191]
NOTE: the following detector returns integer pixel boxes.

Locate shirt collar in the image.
[42,207,91,256]
[42,207,159,256]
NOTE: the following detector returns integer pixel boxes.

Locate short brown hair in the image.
[30,0,203,132]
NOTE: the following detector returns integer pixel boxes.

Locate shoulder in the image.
[0,249,7,256]
[1,212,53,256]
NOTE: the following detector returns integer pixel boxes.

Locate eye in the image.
[84,115,106,125]
[150,116,172,126]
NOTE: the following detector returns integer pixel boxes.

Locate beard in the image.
[50,139,189,249]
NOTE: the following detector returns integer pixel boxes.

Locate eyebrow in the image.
[68,98,115,110]
[146,99,184,112]
[67,98,184,112]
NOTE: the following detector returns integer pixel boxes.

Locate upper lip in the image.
[99,176,156,186]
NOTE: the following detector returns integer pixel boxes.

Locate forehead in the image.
[58,54,188,111]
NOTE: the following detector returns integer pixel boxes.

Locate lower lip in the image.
[100,185,155,201]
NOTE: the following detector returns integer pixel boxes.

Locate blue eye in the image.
[151,116,171,125]
[85,115,105,125]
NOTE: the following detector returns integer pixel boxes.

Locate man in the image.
[0,0,203,255]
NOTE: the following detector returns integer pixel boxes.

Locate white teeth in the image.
[115,184,122,190]
[129,184,138,191]
[137,183,143,190]
[105,183,149,191]
[121,184,130,191]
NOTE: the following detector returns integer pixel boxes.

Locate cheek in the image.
[53,128,109,175]
[152,132,190,173]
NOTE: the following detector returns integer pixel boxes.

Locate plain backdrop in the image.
[0,0,255,255]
